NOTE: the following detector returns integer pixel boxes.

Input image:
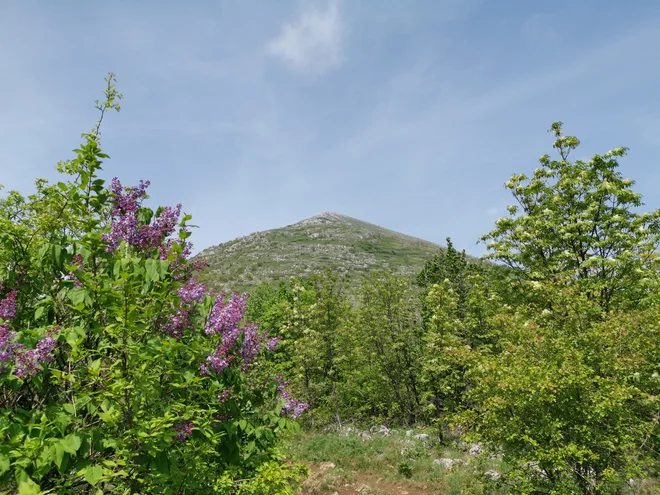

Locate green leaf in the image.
[52,244,63,267]
[69,287,89,308]
[88,359,101,375]
[153,453,169,475]
[34,306,44,320]
[137,207,154,225]
[0,453,9,476]
[60,433,82,455]
[52,444,66,472]
[17,479,42,495]
[145,259,159,282]
[81,465,103,486]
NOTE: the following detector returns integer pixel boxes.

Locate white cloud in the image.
[267,1,344,75]
[486,207,499,217]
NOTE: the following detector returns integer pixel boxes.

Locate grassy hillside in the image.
[194,212,456,292]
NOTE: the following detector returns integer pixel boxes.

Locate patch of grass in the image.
[286,430,658,495]
[284,430,503,494]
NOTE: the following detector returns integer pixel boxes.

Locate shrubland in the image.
[249,125,660,494]
[1,76,658,494]
[0,75,307,494]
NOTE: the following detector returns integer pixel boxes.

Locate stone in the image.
[433,458,455,468]
[318,462,336,472]
[484,470,501,481]
[468,443,483,456]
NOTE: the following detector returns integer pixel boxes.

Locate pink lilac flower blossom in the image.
[12,327,60,378]
[276,374,308,419]
[69,254,84,288]
[0,290,18,321]
[0,323,22,372]
[102,178,183,253]
[173,420,194,441]
[217,388,232,403]
[204,292,248,337]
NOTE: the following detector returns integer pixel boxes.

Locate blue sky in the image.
[2,1,660,256]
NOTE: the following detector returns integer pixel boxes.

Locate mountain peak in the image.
[296,211,350,226]
[196,213,447,292]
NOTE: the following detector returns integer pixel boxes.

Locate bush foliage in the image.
[1,76,658,495]
[0,75,307,494]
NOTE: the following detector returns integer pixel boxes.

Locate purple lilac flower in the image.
[206,351,235,374]
[201,293,282,375]
[204,292,248,337]
[173,420,194,441]
[163,308,193,338]
[143,205,181,247]
[102,178,150,251]
[0,323,22,372]
[102,178,183,253]
[13,328,60,378]
[266,336,281,352]
[217,388,232,403]
[213,413,231,427]
[0,290,18,321]
[159,237,194,280]
[178,279,206,304]
[240,323,264,364]
[161,280,207,338]
[276,374,308,419]
[69,254,84,288]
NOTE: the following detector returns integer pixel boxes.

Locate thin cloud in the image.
[267,1,344,75]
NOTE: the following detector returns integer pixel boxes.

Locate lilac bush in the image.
[0,74,308,494]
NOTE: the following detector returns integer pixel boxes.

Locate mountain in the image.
[194,212,451,292]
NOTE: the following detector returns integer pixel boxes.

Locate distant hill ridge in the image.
[194,212,451,291]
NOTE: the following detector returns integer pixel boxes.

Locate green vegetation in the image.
[1,76,658,494]
[0,76,306,494]
[244,123,659,494]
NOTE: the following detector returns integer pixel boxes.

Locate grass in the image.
[284,429,660,495]
[283,429,505,494]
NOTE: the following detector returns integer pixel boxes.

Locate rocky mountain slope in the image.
[194,212,451,292]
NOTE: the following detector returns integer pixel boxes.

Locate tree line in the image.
[246,124,660,494]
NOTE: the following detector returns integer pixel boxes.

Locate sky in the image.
[1,0,660,257]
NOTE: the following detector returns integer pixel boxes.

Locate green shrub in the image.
[0,75,305,494]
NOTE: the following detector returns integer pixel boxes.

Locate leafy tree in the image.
[416,238,473,313]
[463,284,659,494]
[421,275,501,422]
[464,122,660,493]
[481,122,660,311]
[346,272,424,424]
[0,74,306,494]
[279,271,350,427]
